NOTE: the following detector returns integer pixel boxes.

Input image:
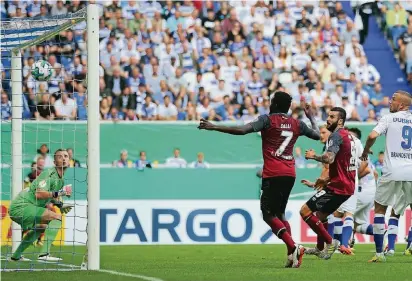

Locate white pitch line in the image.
[2,268,76,272]
[99,269,165,281]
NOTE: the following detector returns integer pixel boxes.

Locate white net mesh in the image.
[1,7,89,271]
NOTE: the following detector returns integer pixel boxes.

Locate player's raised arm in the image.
[361,115,388,160]
[299,103,320,140]
[198,115,270,135]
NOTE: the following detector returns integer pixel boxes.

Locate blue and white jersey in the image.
[373,110,412,181]
[359,160,377,193]
[247,81,264,96]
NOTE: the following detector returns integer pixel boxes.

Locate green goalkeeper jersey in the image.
[11,168,64,208]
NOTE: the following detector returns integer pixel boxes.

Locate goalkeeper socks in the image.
[407,226,412,249]
[334,219,343,244]
[327,216,336,237]
[281,220,291,235]
[373,214,386,253]
[39,219,62,256]
[269,217,296,255]
[387,217,399,251]
[356,224,373,235]
[342,216,354,247]
[303,214,332,245]
[11,229,42,259]
[316,221,328,251]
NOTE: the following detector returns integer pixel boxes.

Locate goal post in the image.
[3,4,100,270]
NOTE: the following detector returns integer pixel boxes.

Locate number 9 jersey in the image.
[373,110,412,181]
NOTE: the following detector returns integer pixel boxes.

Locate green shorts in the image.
[8,203,47,230]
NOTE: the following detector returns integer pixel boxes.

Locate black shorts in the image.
[306,188,351,215]
[260,176,295,217]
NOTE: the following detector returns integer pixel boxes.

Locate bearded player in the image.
[360,90,412,262]
[198,91,320,268]
[301,107,356,260]
[9,149,73,262]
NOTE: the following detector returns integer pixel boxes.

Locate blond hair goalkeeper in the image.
[8,149,73,262]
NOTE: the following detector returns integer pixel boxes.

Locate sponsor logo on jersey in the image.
[39,180,46,188]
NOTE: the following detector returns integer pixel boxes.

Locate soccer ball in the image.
[31,60,53,81]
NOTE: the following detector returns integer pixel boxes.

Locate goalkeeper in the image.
[9,149,73,262]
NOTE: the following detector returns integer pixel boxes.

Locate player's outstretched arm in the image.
[198,115,270,135]
[361,131,379,161]
[198,118,254,135]
[304,103,320,134]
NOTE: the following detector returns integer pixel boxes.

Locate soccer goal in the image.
[1,4,99,271]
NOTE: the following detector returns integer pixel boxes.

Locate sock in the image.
[11,229,42,259]
[327,216,337,237]
[281,220,291,235]
[342,216,354,247]
[39,220,62,256]
[334,219,343,244]
[373,214,386,253]
[407,226,412,249]
[303,214,332,245]
[316,221,328,250]
[268,217,296,255]
[356,224,374,235]
[387,217,399,251]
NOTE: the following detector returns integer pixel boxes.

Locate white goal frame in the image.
[8,4,100,270]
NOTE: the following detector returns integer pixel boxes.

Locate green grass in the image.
[1,244,411,281]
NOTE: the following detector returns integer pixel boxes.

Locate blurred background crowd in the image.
[0,0,411,123]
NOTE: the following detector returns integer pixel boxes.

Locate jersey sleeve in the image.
[299,120,320,140]
[326,131,343,154]
[250,115,271,132]
[373,115,389,136]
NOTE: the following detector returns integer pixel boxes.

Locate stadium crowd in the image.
[0,0,390,123]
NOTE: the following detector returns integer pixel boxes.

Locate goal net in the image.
[1,4,99,271]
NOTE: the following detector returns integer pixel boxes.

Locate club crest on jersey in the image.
[280,124,291,129]
[39,180,46,188]
[328,140,333,147]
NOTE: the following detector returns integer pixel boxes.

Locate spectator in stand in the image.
[1,92,12,120]
[24,157,45,188]
[135,151,152,170]
[374,151,385,171]
[35,94,55,120]
[54,92,77,120]
[34,144,54,168]
[158,95,178,121]
[67,148,81,168]
[357,95,374,121]
[5,1,385,123]
[189,152,210,168]
[165,148,187,168]
[113,150,133,168]
[138,95,158,121]
[386,2,407,50]
[399,22,412,82]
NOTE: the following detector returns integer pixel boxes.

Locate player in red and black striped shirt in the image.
[198,91,320,268]
[301,107,356,260]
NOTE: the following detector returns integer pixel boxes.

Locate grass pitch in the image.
[1,244,411,281]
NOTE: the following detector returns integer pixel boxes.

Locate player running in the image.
[301,107,356,260]
[8,149,73,262]
[198,91,320,268]
[360,90,412,262]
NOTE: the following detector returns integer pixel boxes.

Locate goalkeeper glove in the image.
[52,184,72,198]
[60,204,73,214]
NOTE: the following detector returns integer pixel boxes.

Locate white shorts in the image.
[375,179,412,215]
[337,194,357,214]
[354,191,375,225]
